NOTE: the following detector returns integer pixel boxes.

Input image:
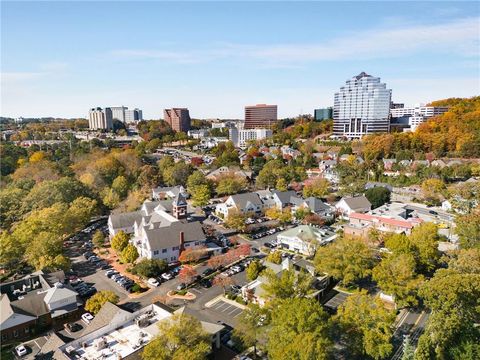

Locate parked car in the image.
[230,285,241,293]
[148,278,160,287]
[202,268,215,277]
[15,345,28,357]
[176,283,186,291]
[161,272,174,281]
[111,274,123,281]
[105,270,118,278]
[251,247,260,253]
[64,322,82,332]
[81,312,94,324]
[200,279,212,288]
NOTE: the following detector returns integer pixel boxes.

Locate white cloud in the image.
[111,17,479,65]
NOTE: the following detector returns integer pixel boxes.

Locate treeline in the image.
[362,96,480,159]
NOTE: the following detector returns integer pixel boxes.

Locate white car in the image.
[161,272,174,281]
[147,278,160,287]
[15,345,27,357]
[81,312,94,324]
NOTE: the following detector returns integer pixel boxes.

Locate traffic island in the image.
[166,290,196,301]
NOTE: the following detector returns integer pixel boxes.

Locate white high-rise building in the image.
[333,72,391,138]
[390,104,448,131]
[229,127,272,149]
[88,107,113,130]
[110,106,143,124]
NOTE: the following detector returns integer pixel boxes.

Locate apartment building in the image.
[390,104,449,131]
[88,107,113,130]
[333,72,391,138]
[244,104,277,129]
[229,127,272,148]
[164,108,191,132]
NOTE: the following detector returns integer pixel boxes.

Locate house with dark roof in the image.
[215,192,269,218]
[335,196,372,217]
[152,185,188,201]
[291,197,335,219]
[0,271,80,343]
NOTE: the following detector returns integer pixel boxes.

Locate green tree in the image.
[215,174,247,196]
[261,268,314,301]
[265,250,282,264]
[233,303,270,357]
[132,258,167,278]
[102,187,121,208]
[142,313,210,360]
[163,161,193,186]
[111,231,130,252]
[246,259,264,281]
[92,230,105,248]
[302,177,330,198]
[401,336,415,360]
[335,292,396,360]
[267,298,332,360]
[224,211,247,232]
[85,290,120,314]
[314,237,377,286]
[365,186,391,209]
[408,223,441,273]
[112,175,129,198]
[191,185,211,207]
[120,243,139,264]
[372,253,424,308]
[187,170,210,190]
[455,207,480,249]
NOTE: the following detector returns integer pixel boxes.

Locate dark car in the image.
[64,322,82,332]
[202,268,215,277]
[176,283,186,291]
[252,247,260,253]
[199,279,212,288]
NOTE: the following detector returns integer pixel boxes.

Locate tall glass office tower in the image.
[333,72,391,138]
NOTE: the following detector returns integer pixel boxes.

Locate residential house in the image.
[383,159,397,171]
[365,182,393,192]
[277,225,337,256]
[335,196,372,217]
[318,159,339,183]
[205,166,252,182]
[1,271,80,342]
[291,197,335,220]
[215,192,275,219]
[431,159,447,168]
[152,185,188,201]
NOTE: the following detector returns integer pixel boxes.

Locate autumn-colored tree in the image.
[303,177,330,198]
[207,254,227,269]
[178,247,208,263]
[120,243,139,264]
[178,265,198,284]
[224,210,247,232]
[85,290,119,314]
[111,230,130,252]
[212,275,235,295]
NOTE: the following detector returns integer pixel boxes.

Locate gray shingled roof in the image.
[144,221,205,250]
[109,210,144,229]
[343,196,371,210]
[79,302,131,337]
[230,192,263,209]
[271,190,298,205]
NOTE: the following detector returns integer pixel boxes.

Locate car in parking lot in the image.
[161,272,174,281]
[111,274,123,281]
[202,268,215,277]
[147,278,160,287]
[176,283,186,291]
[105,269,118,277]
[230,285,241,293]
[199,279,212,288]
[81,312,94,324]
[64,322,82,333]
[231,265,243,272]
[251,247,260,253]
[78,287,97,298]
[15,345,28,357]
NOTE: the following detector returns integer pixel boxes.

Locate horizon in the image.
[1,1,479,119]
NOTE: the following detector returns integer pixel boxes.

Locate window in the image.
[162,249,167,253]
[25,327,29,334]
[13,330,18,338]
[172,246,179,251]
[195,242,200,246]
[153,250,159,255]
[1,334,7,341]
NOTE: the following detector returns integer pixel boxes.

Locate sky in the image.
[1,1,479,119]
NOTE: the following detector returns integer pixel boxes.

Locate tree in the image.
[142,313,210,360]
[302,177,330,198]
[92,230,105,248]
[365,186,391,209]
[163,161,193,186]
[421,178,446,201]
[215,174,247,196]
[448,248,480,274]
[267,298,332,360]
[234,304,270,357]
[455,207,480,249]
[132,258,167,278]
[372,253,424,308]
[212,275,235,295]
[261,268,314,301]
[402,336,415,360]
[314,237,377,286]
[224,211,247,232]
[178,265,198,284]
[265,250,282,264]
[191,185,211,207]
[111,230,129,252]
[187,170,210,190]
[416,269,480,359]
[112,175,129,198]
[246,260,264,281]
[120,243,139,264]
[335,292,396,360]
[408,223,441,273]
[85,290,119,314]
[178,247,208,263]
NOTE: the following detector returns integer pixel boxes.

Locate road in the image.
[390,310,429,359]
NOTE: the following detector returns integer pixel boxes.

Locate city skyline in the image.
[1,1,479,119]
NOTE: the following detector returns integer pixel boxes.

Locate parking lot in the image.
[11,336,48,359]
[209,299,244,318]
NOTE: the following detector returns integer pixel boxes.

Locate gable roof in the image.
[341,196,371,210]
[173,192,187,207]
[80,302,131,336]
[271,190,298,205]
[0,295,37,330]
[144,221,206,250]
[109,210,144,229]
[304,197,332,212]
[230,192,263,208]
[43,283,77,304]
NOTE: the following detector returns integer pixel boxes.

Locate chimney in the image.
[179,231,185,254]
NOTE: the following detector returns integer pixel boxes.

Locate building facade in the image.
[125,108,143,123]
[314,107,333,121]
[164,108,191,132]
[333,72,391,138]
[390,104,449,132]
[229,127,272,148]
[88,107,113,130]
[244,104,277,129]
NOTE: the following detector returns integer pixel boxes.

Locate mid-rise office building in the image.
[314,107,333,121]
[244,104,277,129]
[88,107,113,130]
[229,127,272,148]
[164,108,191,132]
[333,72,391,138]
[390,104,449,132]
[109,106,143,124]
